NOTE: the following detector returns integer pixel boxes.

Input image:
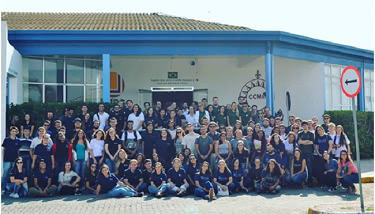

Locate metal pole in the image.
[352,98,364,213]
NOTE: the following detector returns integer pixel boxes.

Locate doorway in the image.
[152,91,193,108]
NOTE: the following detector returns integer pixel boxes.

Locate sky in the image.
[1,0,374,50]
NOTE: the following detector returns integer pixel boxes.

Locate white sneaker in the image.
[13,193,19,198]
[9,193,15,198]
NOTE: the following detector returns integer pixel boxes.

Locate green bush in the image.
[325,110,374,160]
[6,102,115,129]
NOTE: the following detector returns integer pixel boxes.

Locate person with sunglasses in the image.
[6,157,28,198]
[32,134,54,173]
[148,162,169,197]
[321,114,331,133]
[85,163,98,194]
[29,159,57,197]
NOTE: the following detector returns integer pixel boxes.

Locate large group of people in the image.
[2,97,359,200]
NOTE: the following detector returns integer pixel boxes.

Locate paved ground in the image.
[2,159,373,214]
[1,183,373,214]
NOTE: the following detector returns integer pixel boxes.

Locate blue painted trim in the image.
[265,41,274,114]
[359,65,365,112]
[102,54,110,103]
[8,30,373,59]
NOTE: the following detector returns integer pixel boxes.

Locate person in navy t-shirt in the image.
[122,159,147,193]
[231,158,250,193]
[32,134,54,173]
[2,126,20,192]
[213,159,235,195]
[148,162,169,198]
[6,157,28,198]
[167,158,189,196]
[29,159,57,197]
[194,161,217,200]
[184,154,200,193]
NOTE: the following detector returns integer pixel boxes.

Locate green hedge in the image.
[325,110,374,160]
[6,102,115,128]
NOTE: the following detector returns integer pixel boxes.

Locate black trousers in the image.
[319,171,337,187]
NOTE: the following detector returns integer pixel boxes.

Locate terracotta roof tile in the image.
[1,12,253,31]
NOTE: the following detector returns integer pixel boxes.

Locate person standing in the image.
[2,127,21,194]
[32,134,55,174]
[104,128,121,173]
[71,130,90,188]
[182,123,200,156]
[141,122,157,159]
[195,125,213,164]
[239,103,251,127]
[52,132,72,179]
[121,121,142,159]
[93,104,110,130]
[154,129,175,170]
[127,104,145,131]
[226,102,239,127]
[297,121,315,185]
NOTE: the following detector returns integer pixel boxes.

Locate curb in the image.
[308,207,374,214]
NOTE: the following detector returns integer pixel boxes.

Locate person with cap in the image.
[297,120,315,186]
[66,117,82,141]
[29,159,57,197]
[59,107,75,132]
[321,114,331,133]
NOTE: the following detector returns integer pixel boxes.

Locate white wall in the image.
[274,56,325,124]
[6,36,23,104]
[1,21,7,144]
[111,55,266,107]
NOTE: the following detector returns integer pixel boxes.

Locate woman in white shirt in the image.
[127,104,145,131]
[89,130,105,166]
[185,106,198,128]
[195,103,210,126]
[333,125,351,159]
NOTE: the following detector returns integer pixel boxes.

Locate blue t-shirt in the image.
[194,171,212,187]
[34,144,53,164]
[167,167,187,187]
[2,137,20,162]
[34,169,52,189]
[325,159,338,173]
[272,142,286,155]
[123,168,143,186]
[150,172,167,187]
[154,138,174,162]
[104,138,121,158]
[214,169,232,185]
[231,168,245,183]
[262,152,282,167]
[184,164,200,182]
[233,150,249,166]
[98,173,118,194]
[315,134,332,154]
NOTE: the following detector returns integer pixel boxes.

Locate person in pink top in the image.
[336,150,359,194]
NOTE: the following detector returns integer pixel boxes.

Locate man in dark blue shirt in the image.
[2,126,20,193]
[123,159,146,193]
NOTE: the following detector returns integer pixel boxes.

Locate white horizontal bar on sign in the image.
[151,86,194,92]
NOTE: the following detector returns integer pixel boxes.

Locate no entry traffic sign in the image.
[340,66,361,98]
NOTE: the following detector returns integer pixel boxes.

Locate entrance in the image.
[152,91,193,108]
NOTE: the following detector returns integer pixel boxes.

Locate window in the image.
[23,56,103,103]
[364,69,374,111]
[324,64,357,110]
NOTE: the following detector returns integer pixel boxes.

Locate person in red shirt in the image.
[52,132,72,179]
[336,150,359,194]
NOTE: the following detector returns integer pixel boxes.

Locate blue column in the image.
[265,41,274,114]
[359,65,365,112]
[102,54,110,103]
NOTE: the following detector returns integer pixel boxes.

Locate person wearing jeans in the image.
[2,126,20,193]
[336,150,359,194]
[194,161,217,200]
[167,158,190,196]
[297,121,315,185]
[148,162,169,197]
[52,132,72,180]
[72,129,90,188]
[95,164,142,198]
[6,157,28,198]
[287,148,307,186]
[104,128,121,173]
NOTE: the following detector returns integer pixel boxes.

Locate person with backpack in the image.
[121,121,142,159]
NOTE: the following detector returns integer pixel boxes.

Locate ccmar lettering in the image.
[248,93,266,99]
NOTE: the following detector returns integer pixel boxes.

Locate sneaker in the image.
[9,193,15,198]
[212,196,217,200]
[135,192,144,197]
[10,193,19,198]
[209,188,214,201]
[328,188,333,192]
[155,191,162,198]
[205,195,210,200]
[176,190,185,197]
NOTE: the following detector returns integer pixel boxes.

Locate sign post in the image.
[340,65,364,213]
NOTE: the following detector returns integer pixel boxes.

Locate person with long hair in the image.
[233,141,250,172]
[148,162,169,198]
[85,163,98,194]
[253,129,267,159]
[269,133,287,169]
[20,113,35,138]
[175,128,185,154]
[336,150,359,194]
[257,159,281,194]
[116,149,129,178]
[136,153,145,170]
[52,132,72,179]
[333,125,351,160]
[215,132,232,168]
[314,125,333,186]
[320,151,338,191]
[141,121,158,159]
[158,109,169,129]
[244,127,256,164]
[249,158,263,192]
[284,132,297,165]
[58,161,81,195]
[127,104,144,131]
[89,129,105,168]
[95,164,143,197]
[154,128,175,170]
[213,159,234,195]
[287,148,306,187]
[177,152,186,166]
[167,120,177,140]
[6,157,28,198]
[231,158,250,193]
[194,161,217,200]
[29,159,57,197]
[167,158,189,196]
[144,107,158,128]
[71,129,89,188]
[184,154,200,194]
[227,102,239,127]
[215,106,227,127]
[104,128,121,173]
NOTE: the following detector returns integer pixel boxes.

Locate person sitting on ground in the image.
[194,161,217,200]
[85,163,98,194]
[58,161,81,195]
[257,159,281,194]
[6,157,28,198]
[287,148,307,187]
[95,164,143,198]
[122,159,147,194]
[231,158,250,193]
[249,158,263,192]
[321,151,338,192]
[29,159,57,197]
[148,162,169,198]
[167,158,189,197]
[336,150,359,194]
[213,159,235,195]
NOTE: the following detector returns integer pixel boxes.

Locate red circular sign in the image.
[340,66,361,98]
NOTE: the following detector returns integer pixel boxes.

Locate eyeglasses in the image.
[43,137,49,140]
[91,166,97,168]
[324,118,329,120]
[293,127,299,129]
[176,132,182,134]
[16,162,23,164]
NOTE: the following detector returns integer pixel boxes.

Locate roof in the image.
[1,12,253,31]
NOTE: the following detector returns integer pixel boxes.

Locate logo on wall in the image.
[238,70,266,109]
[110,72,125,98]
